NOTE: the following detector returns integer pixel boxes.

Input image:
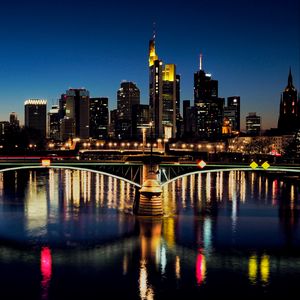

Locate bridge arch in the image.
[0,165,141,188]
[161,167,300,187]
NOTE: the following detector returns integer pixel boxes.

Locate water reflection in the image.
[0,169,298,298]
[40,247,52,300]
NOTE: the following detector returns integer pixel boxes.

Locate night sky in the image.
[0,0,299,130]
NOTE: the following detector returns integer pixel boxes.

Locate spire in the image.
[149,23,158,67]
[153,21,156,40]
[288,66,293,87]
[199,53,203,70]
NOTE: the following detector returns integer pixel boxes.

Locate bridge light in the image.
[108,142,112,147]
[261,161,270,170]
[127,143,130,147]
[42,159,51,167]
[250,161,258,169]
[190,144,194,148]
[197,160,206,169]
[96,142,100,147]
[121,143,125,147]
[134,142,138,147]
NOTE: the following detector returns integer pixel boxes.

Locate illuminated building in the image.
[63,88,90,140]
[89,97,109,139]
[226,96,240,132]
[48,105,60,140]
[162,64,177,139]
[194,54,224,140]
[246,112,261,136]
[176,74,182,138]
[149,32,178,139]
[278,68,299,133]
[24,99,47,138]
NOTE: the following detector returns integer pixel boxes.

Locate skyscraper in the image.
[63,88,90,139]
[89,97,109,139]
[278,68,299,133]
[246,112,261,136]
[48,105,60,140]
[193,54,224,140]
[227,96,240,132]
[24,99,47,138]
[117,81,140,120]
[162,64,177,139]
[149,33,178,139]
[131,104,150,140]
[116,81,140,139]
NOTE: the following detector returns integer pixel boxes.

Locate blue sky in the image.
[0,0,299,130]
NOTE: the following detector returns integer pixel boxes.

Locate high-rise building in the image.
[183,100,190,134]
[149,34,178,139]
[48,105,60,140]
[62,88,89,140]
[193,54,224,140]
[227,96,240,132]
[162,64,177,139]
[246,112,261,136]
[117,82,140,120]
[278,68,299,133]
[131,104,150,140]
[116,82,140,139]
[24,99,47,138]
[9,112,20,127]
[175,74,182,138]
[89,97,109,140]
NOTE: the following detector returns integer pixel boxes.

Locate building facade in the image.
[149,34,178,139]
[246,112,261,136]
[63,88,90,140]
[48,105,60,140]
[24,99,47,138]
[89,97,109,140]
[193,55,224,140]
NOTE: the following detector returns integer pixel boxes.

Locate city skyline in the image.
[0,0,299,130]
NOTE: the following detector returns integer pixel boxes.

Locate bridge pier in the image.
[134,164,163,216]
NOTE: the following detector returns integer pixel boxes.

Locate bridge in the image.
[0,160,299,186]
[0,158,299,216]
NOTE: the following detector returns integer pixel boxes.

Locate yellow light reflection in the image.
[248,255,258,285]
[175,256,181,280]
[260,255,270,284]
[163,218,175,248]
[139,259,154,300]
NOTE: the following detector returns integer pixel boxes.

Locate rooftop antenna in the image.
[153,21,156,40]
[199,52,203,70]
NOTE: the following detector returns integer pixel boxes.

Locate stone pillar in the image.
[134,164,163,216]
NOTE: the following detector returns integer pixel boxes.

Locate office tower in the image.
[62,88,90,139]
[109,109,118,138]
[89,97,109,139]
[183,100,190,134]
[175,74,182,138]
[117,81,140,120]
[278,68,299,133]
[24,99,47,138]
[227,96,240,131]
[193,54,224,140]
[149,33,177,139]
[162,64,177,139]
[149,34,163,138]
[0,122,10,144]
[48,105,60,140]
[59,94,67,119]
[131,104,150,139]
[246,112,261,135]
[9,112,20,127]
[116,82,140,139]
